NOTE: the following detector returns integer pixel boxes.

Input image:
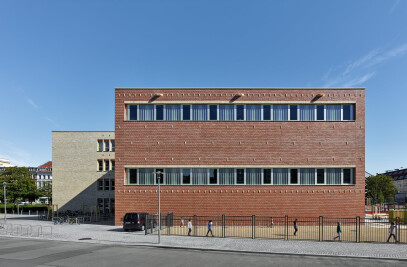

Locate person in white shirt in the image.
[187,219,192,236]
[387,222,397,242]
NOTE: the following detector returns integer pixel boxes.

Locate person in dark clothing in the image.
[206,220,214,237]
[293,219,298,236]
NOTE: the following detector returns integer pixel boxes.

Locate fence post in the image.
[222,214,225,238]
[285,215,288,241]
[356,216,360,243]
[193,215,197,237]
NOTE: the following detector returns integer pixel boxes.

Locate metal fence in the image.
[145,213,173,235]
[148,215,406,244]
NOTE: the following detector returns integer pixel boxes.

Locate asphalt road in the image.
[0,237,404,267]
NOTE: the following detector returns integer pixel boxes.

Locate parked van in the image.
[123,212,149,231]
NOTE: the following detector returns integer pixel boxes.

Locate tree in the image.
[0,167,39,203]
[365,174,398,204]
[38,181,52,203]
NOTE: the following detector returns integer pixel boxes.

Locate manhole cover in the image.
[78,238,92,240]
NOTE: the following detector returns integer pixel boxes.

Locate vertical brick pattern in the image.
[114,88,365,225]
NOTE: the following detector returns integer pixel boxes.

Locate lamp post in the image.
[152,170,163,244]
[3,182,6,224]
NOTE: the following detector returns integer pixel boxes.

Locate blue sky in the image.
[0,0,406,174]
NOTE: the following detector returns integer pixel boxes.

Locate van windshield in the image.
[124,213,139,221]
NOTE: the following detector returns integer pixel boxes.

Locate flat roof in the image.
[116,87,365,90]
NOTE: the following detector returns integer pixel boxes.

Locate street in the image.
[0,237,404,267]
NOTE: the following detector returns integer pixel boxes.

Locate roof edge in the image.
[115,87,365,90]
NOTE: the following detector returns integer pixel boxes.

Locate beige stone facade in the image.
[52,131,115,213]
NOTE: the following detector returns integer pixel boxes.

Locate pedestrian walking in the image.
[180,217,184,227]
[387,222,397,242]
[270,218,274,228]
[187,219,192,236]
[293,219,298,236]
[333,221,342,241]
[206,220,214,237]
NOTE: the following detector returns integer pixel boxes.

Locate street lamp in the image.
[3,182,6,224]
[152,170,163,244]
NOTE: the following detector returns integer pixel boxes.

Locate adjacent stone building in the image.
[52,131,115,214]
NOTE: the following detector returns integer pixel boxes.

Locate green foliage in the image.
[0,167,39,203]
[366,174,398,204]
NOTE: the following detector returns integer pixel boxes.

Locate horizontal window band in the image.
[124,165,356,168]
[124,101,357,104]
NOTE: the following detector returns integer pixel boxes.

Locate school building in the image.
[114,88,365,225]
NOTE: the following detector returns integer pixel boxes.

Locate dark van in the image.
[123,212,148,231]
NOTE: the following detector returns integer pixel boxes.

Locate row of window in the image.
[125,168,355,186]
[97,139,115,152]
[98,160,115,171]
[37,174,52,180]
[97,198,115,214]
[98,179,115,191]
[125,104,355,121]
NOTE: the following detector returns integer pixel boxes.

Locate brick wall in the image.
[114,88,365,225]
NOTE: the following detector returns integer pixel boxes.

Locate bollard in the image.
[29,210,31,216]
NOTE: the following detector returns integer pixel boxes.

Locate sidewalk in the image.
[0,215,405,260]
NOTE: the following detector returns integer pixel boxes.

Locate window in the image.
[219,105,234,120]
[111,180,115,190]
[343,105,354,120]
[219,168,235,185]
[127,169,138,184]
[263,169,271,184]
[111,140,115,152]
[165,168,181,185]
[209,169,217,184]
[182,169,191,184]
[246,105,261,121]
[263,105,271,121]
[326,168,341,184]
[299,105,315,121]
[246,168,262,185]
[236,169,245,184]
[192,168,208,185]
[139,105,154,120]
[139,168,154,185]
[317,169,324,184]
[192,105,208,121]
[183,105,190,120]
[111,160,115,171]
[273,168,288,185]
[236,105,244,120]
[105,180,110,191]
[317,105,324,121]
[326,105,341,121]
[300,168,315,185]
[290,169,298,184]
[166,105,181,120]
[127,105,137,120]
[156,169,164,184]
[210,105,217,120]
[156,105,164,120]
[104,160,109,171]
[290,105,298,121]
[343,169,353,184]
[98,160,103,171]
[98,180,103,190]
[104,140,109,152]
[273,105,288,121]
[98,140,103,152]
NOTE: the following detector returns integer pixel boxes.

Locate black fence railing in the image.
[146,214,406,244]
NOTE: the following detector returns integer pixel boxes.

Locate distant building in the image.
[35,161,52,189]
[380,168,407,204]
[52,131,115,214]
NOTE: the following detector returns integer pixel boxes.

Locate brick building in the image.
[114,88,365,225]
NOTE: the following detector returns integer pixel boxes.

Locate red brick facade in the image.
[114,88,365,225]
